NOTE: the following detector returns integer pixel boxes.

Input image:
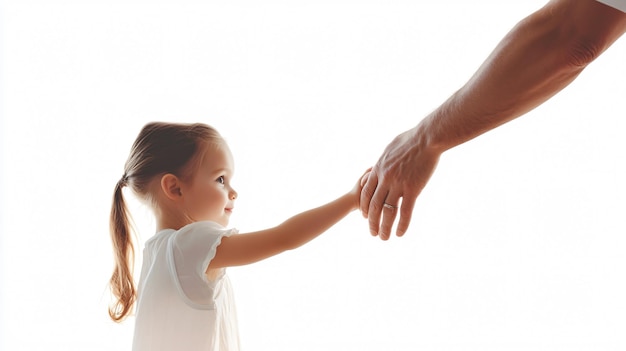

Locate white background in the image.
[1,1,626,350]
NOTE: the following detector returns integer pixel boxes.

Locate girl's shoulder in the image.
[182,220,233,232]
[147,221,236,242]
[178,220,238,237]
[172,221,238,249]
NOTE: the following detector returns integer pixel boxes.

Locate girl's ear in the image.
[160,174,183,201]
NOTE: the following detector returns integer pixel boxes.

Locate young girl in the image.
[109,122,368,351]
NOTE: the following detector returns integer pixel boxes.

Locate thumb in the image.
[360,167,373,187]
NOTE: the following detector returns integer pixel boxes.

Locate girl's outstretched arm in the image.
[208,170,369,269]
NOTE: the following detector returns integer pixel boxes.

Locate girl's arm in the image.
[208,171,368,269]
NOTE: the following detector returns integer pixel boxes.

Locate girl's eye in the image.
[216,176,225,184]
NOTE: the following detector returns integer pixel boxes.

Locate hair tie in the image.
[119,174,129,187]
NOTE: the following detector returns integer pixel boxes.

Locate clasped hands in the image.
[358,127,442,240]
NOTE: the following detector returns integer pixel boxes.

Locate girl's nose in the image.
[230,189,238,200]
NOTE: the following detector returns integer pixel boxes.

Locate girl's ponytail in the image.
[108,176,136,322]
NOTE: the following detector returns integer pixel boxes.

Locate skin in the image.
[360,0,626,240]
[155,141,370,272]
[164,143,238,228]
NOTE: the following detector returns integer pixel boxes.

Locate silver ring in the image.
[383,203,398,210]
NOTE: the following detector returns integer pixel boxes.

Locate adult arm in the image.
[360,0,626,240]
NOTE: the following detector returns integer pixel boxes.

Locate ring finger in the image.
[379,193,401,240]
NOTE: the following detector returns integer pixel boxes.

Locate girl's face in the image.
[180,143,237,227]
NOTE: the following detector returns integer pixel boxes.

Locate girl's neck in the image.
[155,209,190,232]
[156,219,189,232]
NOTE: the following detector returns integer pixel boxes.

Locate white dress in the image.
[132,221,240,351]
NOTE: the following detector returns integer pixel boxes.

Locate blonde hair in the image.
[109,122,223,322]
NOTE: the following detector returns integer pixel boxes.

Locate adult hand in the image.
[359,0,626,240]
[360,126,442,240]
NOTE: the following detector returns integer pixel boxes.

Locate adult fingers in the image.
[367,184,389,237]
[396,194,416,237]
[378,192,401,240]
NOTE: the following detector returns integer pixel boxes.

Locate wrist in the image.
[411,120,447,158]
[344,191,359,212]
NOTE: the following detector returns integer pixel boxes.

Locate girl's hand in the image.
[351,168,372,210]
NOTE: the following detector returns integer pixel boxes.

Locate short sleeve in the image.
[596,0,626,12]
[168,221,238,308]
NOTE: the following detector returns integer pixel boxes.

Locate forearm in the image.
[276,192,356,250]
[417,0,626,153]
[211,173,366,268]
[361,0,626,239]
